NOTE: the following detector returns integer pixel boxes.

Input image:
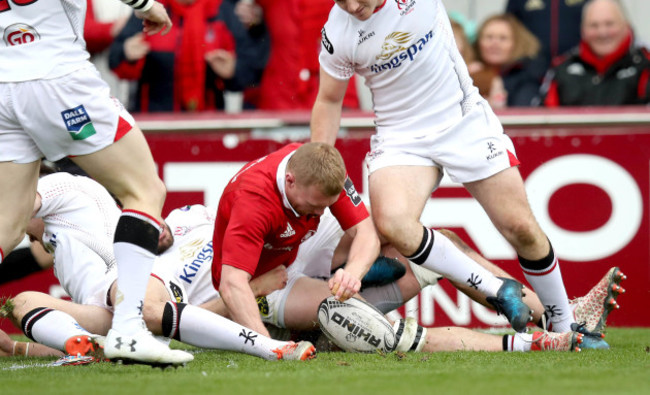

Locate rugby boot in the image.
[361,256,406,288]
[65,334,106,361]
[486,277,533,333]
[104,328,193,367]
[530,330,583,352]
[272,341,316,361]
[570,267,626,333]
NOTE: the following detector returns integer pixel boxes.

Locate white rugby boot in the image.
[104,328,193,367]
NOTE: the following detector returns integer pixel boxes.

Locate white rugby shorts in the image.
[260,212,343,327]
[52,234,117,311]
[366,101,519,184]
[0,65,135,163]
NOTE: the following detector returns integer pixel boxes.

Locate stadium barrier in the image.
[1,107,648,334]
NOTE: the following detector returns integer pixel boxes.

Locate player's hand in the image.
[329,268,361,302]
[249,265,288,297]
[135,2,172,36]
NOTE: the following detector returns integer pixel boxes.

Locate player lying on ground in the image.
[137,203,617,353]
[2,172,315,361]
[243,211,618,352]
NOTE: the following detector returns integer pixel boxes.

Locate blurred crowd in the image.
[87,0,650,114]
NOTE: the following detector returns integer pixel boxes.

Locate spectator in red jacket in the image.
[85,0,131,105]
[254,0,359,110]
[109,0,266,112]
[540,0,650,106]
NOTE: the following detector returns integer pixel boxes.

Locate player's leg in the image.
[142,277,314,361]
[7,291,111,355]
[437,229,544,321]
[70,129,193,364]
[465,166,574,332]
[282,277,333,330]
[369,165,531,332]
[423,326,594,352]
[0,161,40,264]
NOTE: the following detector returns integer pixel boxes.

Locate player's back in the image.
[0,0,91,82]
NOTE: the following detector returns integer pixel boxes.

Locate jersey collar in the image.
[375,0,387,13]
[276,151,300,217]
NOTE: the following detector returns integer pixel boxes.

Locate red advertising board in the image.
[1,125,648,334]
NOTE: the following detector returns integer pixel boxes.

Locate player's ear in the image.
[285,172,296,189]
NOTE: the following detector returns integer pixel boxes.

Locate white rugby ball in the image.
[318,296,397,353]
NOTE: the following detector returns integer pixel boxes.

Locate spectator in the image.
[254,0,359,110]
[450,19,477,71]
[471,14,543,107]
[109,0,264,112]
[215,0,270,109]
[85,0,132,106]
[506,0,585,70]
[540,0,650,106]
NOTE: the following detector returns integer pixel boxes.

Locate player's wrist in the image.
[121,0,154,13]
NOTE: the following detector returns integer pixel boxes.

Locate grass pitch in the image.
[1,328,648,395]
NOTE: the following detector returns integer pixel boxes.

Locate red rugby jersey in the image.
[211,143,368,289]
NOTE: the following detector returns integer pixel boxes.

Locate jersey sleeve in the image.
[319,17,355,80]
[220,192,275,276]
[329,176,369,231]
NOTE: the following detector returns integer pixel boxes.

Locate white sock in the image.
[505,333,533,352]
[521,253,574,332]
[408,228,503,297]
[24,308,91,351]
[177,304,289,361]
[112,210,160,335]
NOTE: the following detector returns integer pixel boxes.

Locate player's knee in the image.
[8,292,36,324]
[500,218,540,249]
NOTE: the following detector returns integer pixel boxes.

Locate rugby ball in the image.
[318,296,397,353]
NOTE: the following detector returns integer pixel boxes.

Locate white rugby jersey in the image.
[320,0,481,135]
[0,0,91,81]
[158,204,219,305]
[36,172,120,301]
[288,209,343,280]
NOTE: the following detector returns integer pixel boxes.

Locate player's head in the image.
[157,221,174,254]
[26,218,45,246]
[286,143,346,216]
[334,0,383,21]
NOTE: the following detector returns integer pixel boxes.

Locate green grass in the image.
[1,328,648,395]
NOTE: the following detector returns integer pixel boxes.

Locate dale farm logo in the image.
[61,105,96,140]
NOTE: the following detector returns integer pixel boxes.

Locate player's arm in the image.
[219,265,270,336]
[121,0,173,36]
[310,66,349,146]
[199,266,287,317]
[330,216,380,301]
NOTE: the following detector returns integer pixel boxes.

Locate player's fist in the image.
[136,2,172,36]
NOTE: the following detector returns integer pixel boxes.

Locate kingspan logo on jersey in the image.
[61,105,97,141]
[370,30,433,74]
[179,241,213,284]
